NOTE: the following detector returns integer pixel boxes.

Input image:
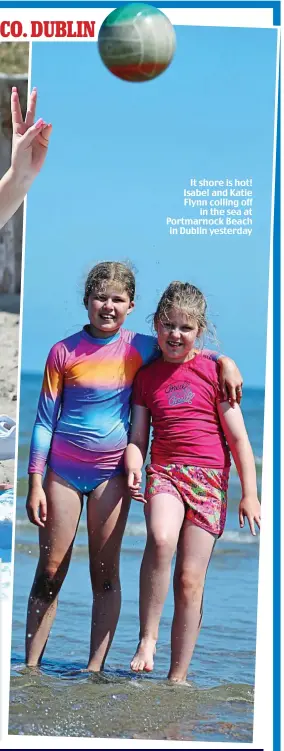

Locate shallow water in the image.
[9,378,263,740]
[10,667,254,741]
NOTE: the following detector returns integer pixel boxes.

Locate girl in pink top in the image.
[125,281,261,682]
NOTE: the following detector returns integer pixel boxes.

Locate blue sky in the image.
[22,24,277,386]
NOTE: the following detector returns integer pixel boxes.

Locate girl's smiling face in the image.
[156,307,200,363]
[87,283,134,337]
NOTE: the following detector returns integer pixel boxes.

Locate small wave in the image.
[199,682,254,703]
[15,518,148,536]
[0,488,14,523]
[125,522,146,537]
[221,530,258,545]
[0,502,14,522]
[15,526,258,557]
[124,525,258,544]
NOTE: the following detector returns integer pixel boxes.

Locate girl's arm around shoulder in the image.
[203,350,243,406]
[217,401,261,536]
[217,355,243,406]
[124,404,151,504]
[129,332,159,365]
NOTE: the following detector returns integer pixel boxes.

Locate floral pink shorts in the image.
[145,463,230,538]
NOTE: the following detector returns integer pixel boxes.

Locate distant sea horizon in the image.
[20,370,266,392]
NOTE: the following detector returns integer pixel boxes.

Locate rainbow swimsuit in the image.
[28,327,158,493]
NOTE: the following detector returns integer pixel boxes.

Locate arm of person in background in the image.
[0,86,52,229]
[124,404,151,503]
[26,342,65,528]
[217,401,261,536]
[203,349,243,406]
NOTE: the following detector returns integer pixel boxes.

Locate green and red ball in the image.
[98,3,176,83]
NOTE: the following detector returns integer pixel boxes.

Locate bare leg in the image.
[87,474,130,672]
[131,493,185,673]
[168,521,216,683]
[26,469,83,666]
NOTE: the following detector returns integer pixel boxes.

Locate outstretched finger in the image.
[236,385,242,404]
[219,375,228,401]
[25,86,37,127]
[11,87,23,132]
[248,515,256,536]
[131,493,146,504]
[40,498,47,523]
[33,511,45,528]
[229,385,237,408]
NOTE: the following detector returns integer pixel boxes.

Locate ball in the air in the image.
[98,3,176,83]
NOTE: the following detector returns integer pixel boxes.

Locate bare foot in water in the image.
[130,638,156,672]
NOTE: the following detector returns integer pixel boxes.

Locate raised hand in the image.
[11,86,52,184]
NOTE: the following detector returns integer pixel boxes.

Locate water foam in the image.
[15,518,259,545]
[0,488,14,522]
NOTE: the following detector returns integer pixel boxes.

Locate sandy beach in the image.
[0,294,20,485]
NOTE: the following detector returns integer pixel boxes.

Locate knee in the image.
[90,562,119,594]
[147,532,176,561]
[175,567,205,603]
[32,561,64,603]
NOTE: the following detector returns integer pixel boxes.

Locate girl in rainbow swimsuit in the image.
[125,281,261,681]
[26,262,243,671]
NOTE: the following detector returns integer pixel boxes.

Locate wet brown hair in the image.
[83,261,135,308]
[154,281,213,339]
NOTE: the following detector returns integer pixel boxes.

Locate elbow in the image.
[229,434,250,455]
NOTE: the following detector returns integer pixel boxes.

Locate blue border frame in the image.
[273,60,281,751]
[0,1,280,748]
[0,0,281,24]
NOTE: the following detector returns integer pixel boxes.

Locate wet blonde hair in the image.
[154,281,215,341]
[84,261,135,308]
